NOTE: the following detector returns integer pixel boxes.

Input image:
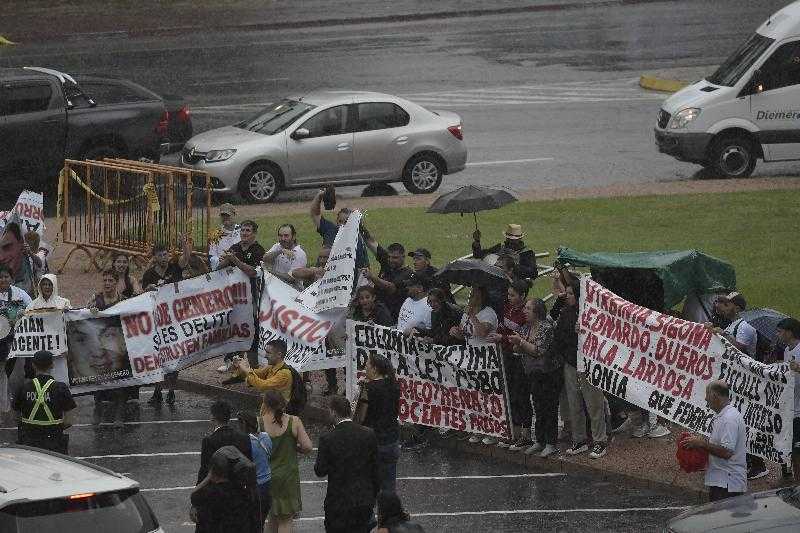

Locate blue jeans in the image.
[258,480,271,524]
[377,442,400,493]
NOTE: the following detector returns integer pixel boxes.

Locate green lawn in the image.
[253,189,800,317]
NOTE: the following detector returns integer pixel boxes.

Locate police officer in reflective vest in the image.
[12,350,76,454]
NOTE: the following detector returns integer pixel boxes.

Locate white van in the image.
[655,0,800,178]
[0,444,163,533]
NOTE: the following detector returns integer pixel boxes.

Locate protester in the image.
[111,253,141,298]
[682,381,747,502]
[396,273,432,335]
[208,202,241,270]
[88,269,122,310]
[28,274,70,311]
[355,353,401,493]
[487,279,530,449]
[12,350,75,454]
[235,339,293,401]
[450,285,498,344]
[0,222,36,296]
[190,448,255,533]
[238,410,273,524]
[261,390,313,533]
[264,224,308,289]
[777,317,800,482]
[471,223,537,279]
[558,281,611,459]
[362,240,412,322]
[197,400,252,483]
[310,188,369,268]
[23,231,44,294]
[177,233,210,279]
[415,287,463,345]
[351,285,394,326]
[376,491,425,533]
[315,395,380,533]
[288,246,330,286]
[141,244,182,292]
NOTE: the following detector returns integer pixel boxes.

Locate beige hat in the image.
[503,223,524,240]
[219,203,236,216]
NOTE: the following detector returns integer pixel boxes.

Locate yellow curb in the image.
[639,75,688,93]
[0,35,17,46]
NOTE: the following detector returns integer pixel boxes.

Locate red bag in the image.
[676,431,709,473]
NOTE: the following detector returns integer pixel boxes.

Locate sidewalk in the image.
[178,356,791,502]
[3,0,666,43]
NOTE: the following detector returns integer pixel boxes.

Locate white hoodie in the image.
[27,273,71,311]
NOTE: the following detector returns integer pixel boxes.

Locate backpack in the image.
[285,364,307,415]
[212,445,257,490]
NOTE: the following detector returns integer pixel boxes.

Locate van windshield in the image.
[236,99,315,135]
[707,32,775,87]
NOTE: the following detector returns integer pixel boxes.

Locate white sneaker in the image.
[647,424,671,438]
[632,423,651,438]
[468,435,482,444]
[482,436,498,445]
[538,444,557,458]
[524,442,545,455]
[216,362,231,373]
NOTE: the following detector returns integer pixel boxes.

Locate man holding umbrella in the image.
[472,224,537,280]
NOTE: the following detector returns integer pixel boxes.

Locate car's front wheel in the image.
[709,136,757,179]
[402,153,443,194]
[238,163,282,203]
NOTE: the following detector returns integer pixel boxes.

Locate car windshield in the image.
[236,99,315,135]
[0,489,159,533]
[706,32,775,87]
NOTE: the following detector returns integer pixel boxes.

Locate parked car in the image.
[76,76,192,154]
[181,90,467,203]
[0,443,163,532]
[0,67,168,198]
[666,486,800,532]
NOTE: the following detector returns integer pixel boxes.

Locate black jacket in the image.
[417,302,463,345]
[314,421,380,512]
[472,240,538,280]
[197,425,253,483]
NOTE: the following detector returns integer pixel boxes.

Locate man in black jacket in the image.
[314,395,380,533]
[472,223,537,280]
[197,400,252,483]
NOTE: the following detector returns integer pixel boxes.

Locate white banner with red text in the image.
[345,320,511,439]
[578,275,793,463]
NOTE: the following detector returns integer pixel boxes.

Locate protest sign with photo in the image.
[0,190,46,236]
[65,315,137,393]
[259,273,346,371]
[9,311,67,357]
[346,320,511,439]
[577,275,794,462]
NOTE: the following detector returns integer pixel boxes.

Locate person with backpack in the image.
[235,339,294,403]
[191,446,258,533]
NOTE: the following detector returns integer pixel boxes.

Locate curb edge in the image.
[639,75,688,94]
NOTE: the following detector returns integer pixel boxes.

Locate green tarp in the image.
[556,247,736,309]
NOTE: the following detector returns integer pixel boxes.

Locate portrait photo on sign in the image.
[66,316,133,386]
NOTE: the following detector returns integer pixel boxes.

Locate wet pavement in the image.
[1,389,693,532]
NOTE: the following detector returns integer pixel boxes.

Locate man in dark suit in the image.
[197,400,252,483]
[314,395,380,533]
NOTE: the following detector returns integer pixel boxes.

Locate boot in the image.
[166,389,175,405]
[148,387,163,405]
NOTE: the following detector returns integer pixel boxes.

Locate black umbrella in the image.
[427,185,517,230]
[739,308,789,344]
[435,259,510,289]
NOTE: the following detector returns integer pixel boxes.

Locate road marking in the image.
[467,158,553,166]
[140,472,566,492]
[1,419,210,431]
[188,77,289,87]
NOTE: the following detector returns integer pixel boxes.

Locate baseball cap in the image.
[718,291,746,310]
[219,203,236,216]
[33,350,54,367]
[408,248,431,259]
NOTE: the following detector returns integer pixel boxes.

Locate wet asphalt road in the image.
[1,0,798,202]
[1,389,692,532]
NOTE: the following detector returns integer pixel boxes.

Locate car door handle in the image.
[337,143,351,151]
[395,136,408,145]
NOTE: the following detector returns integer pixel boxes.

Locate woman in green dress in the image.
[260,389,313,533]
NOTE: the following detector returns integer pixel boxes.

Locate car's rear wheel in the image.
[402,153,443,194]
[238,163,282,203]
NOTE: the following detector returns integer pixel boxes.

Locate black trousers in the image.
[530,368,562,446]
[505,355,532,427]
[708,486,745,502]
[324,505,374,533]
[18,428,68,454]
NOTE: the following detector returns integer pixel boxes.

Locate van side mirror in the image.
[291,128,310,140]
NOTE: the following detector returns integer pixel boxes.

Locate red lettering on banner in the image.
[122,312,152,337]
[155,303,172,327]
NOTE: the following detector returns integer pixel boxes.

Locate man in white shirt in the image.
[264,224,307,290]
[396,273,432,334]
[778,317,800,482]
[682,380,747,502]
[208,203,240,270]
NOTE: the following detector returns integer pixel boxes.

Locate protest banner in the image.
[259,273,347,371]
[298,210,362,313]
[346,320,511,439]
[0,190,46,236]
[577,275,793,462]
[9,311,67,357]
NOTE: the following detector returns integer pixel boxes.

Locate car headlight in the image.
[205,149,237,162]
[668,108,701,129]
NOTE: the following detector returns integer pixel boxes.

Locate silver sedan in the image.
[181,90,467,203]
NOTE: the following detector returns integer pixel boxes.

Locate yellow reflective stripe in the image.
[21,378,62,426]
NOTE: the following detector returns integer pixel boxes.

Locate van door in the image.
[750,40,800,161]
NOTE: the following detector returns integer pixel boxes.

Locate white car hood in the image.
[662,80,736,114]
[186,125,268,151]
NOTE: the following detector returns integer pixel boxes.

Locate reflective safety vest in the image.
[21,378,63,426]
